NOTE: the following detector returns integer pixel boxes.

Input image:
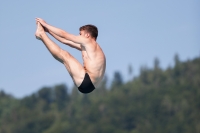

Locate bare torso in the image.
[81,40,106,87]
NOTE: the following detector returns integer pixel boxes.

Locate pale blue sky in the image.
[0,0,199,98]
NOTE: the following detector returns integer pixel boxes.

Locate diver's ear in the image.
[85,33,90,38]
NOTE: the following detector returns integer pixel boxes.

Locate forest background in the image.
[0,55,199,133]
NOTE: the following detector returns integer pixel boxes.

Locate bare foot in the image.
[35,22,45,40]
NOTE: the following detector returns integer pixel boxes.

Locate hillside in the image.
[0,56,200,133]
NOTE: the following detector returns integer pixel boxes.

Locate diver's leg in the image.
[35,23,85,86]
[35,23,64,63]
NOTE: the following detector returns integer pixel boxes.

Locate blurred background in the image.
[0,0,200,133]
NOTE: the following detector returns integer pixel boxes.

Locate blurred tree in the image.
[174,53,180,66]
[128,64,133,80]
[173,53,181,78]
[21,94,38,109]
[0,90,6,97]
[71,85,79,99]
[38,87,52,104]
[153,57,162,84]
[54,84,69,110]
[140,65,149,84]
[111,71,123,89]
[154,57,160,70]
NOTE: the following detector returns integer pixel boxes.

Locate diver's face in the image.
[79,30,90,38]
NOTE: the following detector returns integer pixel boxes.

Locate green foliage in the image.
[111,71,123,89]
[0,56,200,133]
[54,84,69,110]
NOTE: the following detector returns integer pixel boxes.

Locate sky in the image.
[0,0,199,98]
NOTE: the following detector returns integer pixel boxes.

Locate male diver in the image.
[35,18,106,93]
